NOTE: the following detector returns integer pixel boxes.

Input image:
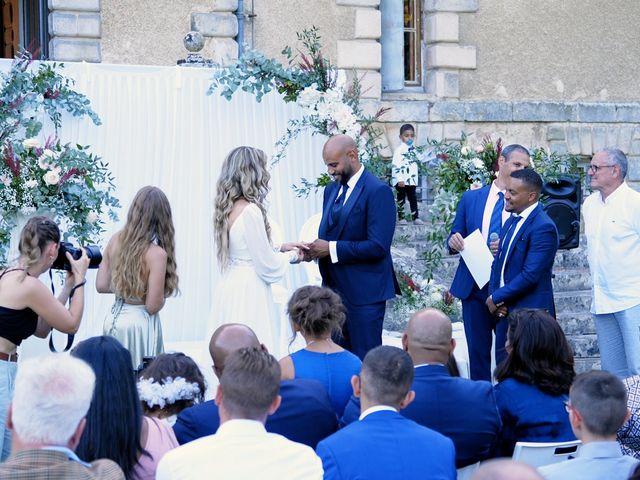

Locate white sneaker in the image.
[398,219,408,225]
[413,218,425,225]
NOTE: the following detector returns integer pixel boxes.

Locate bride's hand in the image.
[280,242,309,253]
[288,247,305,264]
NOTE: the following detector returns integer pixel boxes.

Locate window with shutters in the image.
[1,0,49,59]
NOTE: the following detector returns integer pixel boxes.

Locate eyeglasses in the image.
[588,164,616,173]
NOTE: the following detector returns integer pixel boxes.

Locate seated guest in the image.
[137,352,206,426]
[280,286,362,415]
[341,308,501,467]
[0,354,124,479]
[494,309,576,456]
[173,323,337,447]
[539,370,639,479]
[618,375,640,458]
[157,348,323,479]
[317,346,456,479]
[471,459,543,480]
[72,336,178,480]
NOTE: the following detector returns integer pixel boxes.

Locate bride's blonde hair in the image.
[213,146,272,269]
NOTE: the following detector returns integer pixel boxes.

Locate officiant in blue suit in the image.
[487,168,559,364]
[306,135,399,360]
[447,145,531,381]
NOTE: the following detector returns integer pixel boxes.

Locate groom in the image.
[306,134,399,359]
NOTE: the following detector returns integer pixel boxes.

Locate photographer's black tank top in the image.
[0,269,37,345]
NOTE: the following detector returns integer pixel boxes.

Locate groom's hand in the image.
[307,239,330,259]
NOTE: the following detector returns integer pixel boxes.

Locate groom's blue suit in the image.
[318,169,398,359]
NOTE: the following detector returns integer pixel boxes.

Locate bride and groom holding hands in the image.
[211,134,399,361]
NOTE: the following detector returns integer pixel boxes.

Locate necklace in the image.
[306,337,332,347]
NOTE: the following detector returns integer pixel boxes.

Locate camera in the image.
[51,242,102,271]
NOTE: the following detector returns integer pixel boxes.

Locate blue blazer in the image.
[449,186,492,300]
[494,378,576,456]
[340,365,501,468]
[317,409,456,480]
[173,379,338,448]
[318,169,399,305]
[489,203,559,315]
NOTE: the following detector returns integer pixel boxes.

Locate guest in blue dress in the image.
[493,308,577,456]
[280,286,362,415]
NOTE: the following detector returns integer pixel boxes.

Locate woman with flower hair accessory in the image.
[96,186,179,371]
[137,352,206,426]
[73,335,178,480]
[0,216,89,460]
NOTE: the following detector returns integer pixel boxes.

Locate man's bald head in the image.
[471,459,543,480]
[209,324,263,378]
[402,308,454,365]
[322,134,357,157]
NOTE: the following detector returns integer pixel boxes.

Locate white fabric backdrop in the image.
[1,60,327,356]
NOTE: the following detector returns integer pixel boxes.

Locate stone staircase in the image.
[386,223,598,373]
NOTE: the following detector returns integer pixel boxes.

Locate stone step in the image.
[554,291,592,314]
[557,311,595,335]
[574,357,600,374]
[566,333,599,358]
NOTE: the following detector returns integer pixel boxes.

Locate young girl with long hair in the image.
[97,186,179,370]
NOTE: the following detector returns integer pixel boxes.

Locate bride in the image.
[211,146,305,357]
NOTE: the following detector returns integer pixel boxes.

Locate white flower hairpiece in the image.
[137,376,201,409]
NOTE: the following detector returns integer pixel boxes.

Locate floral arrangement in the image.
[137,376,202,409]
[209,27,389,195]
[0,51,119,264]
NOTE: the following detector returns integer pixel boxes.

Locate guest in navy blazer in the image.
[341,308,501,468]
[317,346,456,480]
[493,309,576,456]
[487,168,559,363]
[173,324,337,448]
[448,145,531,380]
[305,135,399,360]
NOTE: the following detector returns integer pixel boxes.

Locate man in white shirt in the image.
[539,370,638,480]
[157,347,323,480]
[583,148,640,378]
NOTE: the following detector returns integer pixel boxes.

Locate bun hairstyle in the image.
[287,286,346,339]
[18,216,60,275]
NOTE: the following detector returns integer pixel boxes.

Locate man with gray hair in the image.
[539,370,638,479]
[584,148,640,377]
[0,354,124,479]
[157,347,322,479]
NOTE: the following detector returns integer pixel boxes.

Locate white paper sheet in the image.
[460,229,495,289]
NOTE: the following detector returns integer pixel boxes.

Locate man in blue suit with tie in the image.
[172,324,337,448]
[448,144,531,380]
[487,168,559,364]
[306,134,398,360]
[339,308,501,468]
[316,345,456,479]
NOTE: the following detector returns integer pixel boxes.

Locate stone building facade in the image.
[38,0,640,369]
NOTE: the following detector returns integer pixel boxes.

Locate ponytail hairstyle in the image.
[18,216,60,279]
[111,186,179,300]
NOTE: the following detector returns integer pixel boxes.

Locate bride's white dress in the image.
[210,203,295,358]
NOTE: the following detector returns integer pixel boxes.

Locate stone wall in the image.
[48,0,101,62]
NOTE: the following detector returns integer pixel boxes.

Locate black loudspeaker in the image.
[541,176,581,250]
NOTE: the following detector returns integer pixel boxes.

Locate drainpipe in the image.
[236,0,245,57]
[380,0,404,92]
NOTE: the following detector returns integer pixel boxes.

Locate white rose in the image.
[297,85,323,109]
[22,138,40,149]
[25,179,38,188]
[38,157,50,169]
[42,149,56,158]
[0,175,11,186]
[470,180,483,190]
[472,158,484,169]
[86,211,98,224]
[474,145,484,153]
[43,170,60,185]
[461,146,471,156]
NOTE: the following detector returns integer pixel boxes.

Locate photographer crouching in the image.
[0,216,90,460]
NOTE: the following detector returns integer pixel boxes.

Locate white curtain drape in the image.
[2,60,327,355]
